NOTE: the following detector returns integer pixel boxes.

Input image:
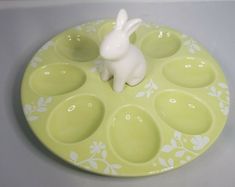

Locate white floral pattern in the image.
[30,41,54,68]
[141,22,159,29]
[90,57,103,73]
[22,21,229,176]
[30,56,42,68]
[158,157,174,171]
[39,41,54,52]
[76,20,105,33]
[182,34,201,54]
[159,131,210,170]
[207,82,229,115]
[70,141,121,175]
[23,97,52,122]
[136,79,158,98]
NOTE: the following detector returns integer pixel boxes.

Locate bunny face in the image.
[100,30,129,60]
[100,9,142,61]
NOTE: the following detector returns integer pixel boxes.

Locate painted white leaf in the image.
[175,150,185,157]
[222,107,229,115]
[218,82,227,89]
[41,41,54,50]
[193,43,200,51]
[37,107,46,112]
[159,158,167,167]
[183,40,190,45]
[37,97,44,106]
[28,115,38,121]
[31,62,37,68]
[216,91,222,97]
[46,97,52,103]
[203,136,209,145]
[24,104,32,114]
[70,151,78,161]
[104,167,110,174]
[145,81,152,89]
[219,102,224,108]
[101,150,107,159]
[171,139,177,148]
[174,131,182,139]
[181,34,188,38]
[111,164,121,169]
[90,67,97,72]
[210,86,216,93]
[208,92,216,96]
[89,160,97,169]
[111,170,117,175]
[168,159,174,167]
[152,83,158,90]
[162,145,173,153]
[34,57,42,62]
[189,48,195,54]
[76,26,82,30]
[136,91,145,98]
[146,90,154,98]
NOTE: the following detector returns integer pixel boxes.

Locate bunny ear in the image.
[123,18,142,37]
[115,9,128,30]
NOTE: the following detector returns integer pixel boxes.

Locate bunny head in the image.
[100,9,142,60]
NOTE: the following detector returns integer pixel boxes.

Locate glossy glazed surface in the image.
[21,20,229,177]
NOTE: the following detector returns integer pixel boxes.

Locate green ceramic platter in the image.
[21,20,230,177]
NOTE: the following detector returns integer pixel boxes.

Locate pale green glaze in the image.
[48,95,104,143]
[155,91,212,134]
[110,106,161,163]
[30,64,86,96]
[21,20,230,177]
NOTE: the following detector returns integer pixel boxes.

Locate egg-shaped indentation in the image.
[141,30,181,58]
[48,95,104,143]
[30,64,86,96]
[98,21,136,43]
[163,57,215,88]
[109,106,161,163]
[56,31,99,62]
[155,91,212,134]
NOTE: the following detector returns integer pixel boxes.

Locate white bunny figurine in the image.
[100,9,146,93]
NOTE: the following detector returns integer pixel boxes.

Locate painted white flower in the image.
[69,141,121,175]
[159,157,174,170]
[31,56,42,68]
[207,83,229,116]
[183,39,200,54]
[24,97,52,122]
[191,136,209,150]
[174,131,182,139]
[104,164,121,175]
[90,58,103,73]
[70,151,78,162]
[90,141,106,154]
[136,79,158,98]
[39,41,54,52]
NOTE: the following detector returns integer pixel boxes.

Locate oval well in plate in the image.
[155,91,212,134]
[30,63,86,96]
[56,30,99,62]
[48,95,104,143]
[109,106,161,163]
[163,57,215,88]
[141,30,181,58]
